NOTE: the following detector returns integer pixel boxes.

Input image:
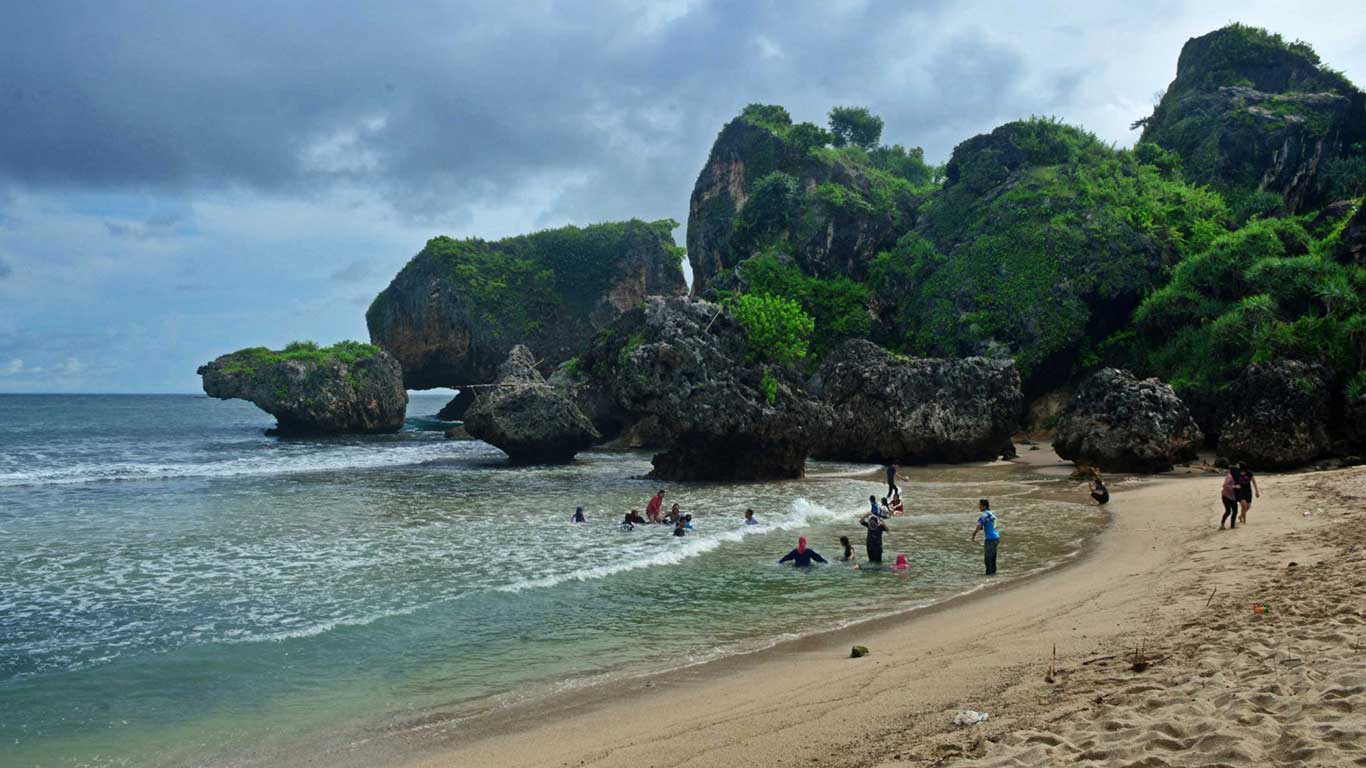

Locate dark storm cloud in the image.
[0,0,1018,225]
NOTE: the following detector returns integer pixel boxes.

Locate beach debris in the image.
[1045,643,1057,683]
[1131,642,1150,672]
[1205,587,1218,606]
[850,645,870,658]
[953,710,990,727]
[1253,602,1272,615]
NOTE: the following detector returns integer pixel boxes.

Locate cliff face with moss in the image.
[675,24,1366,467]
[1139,24,1366,215]
[366,219,687,391]
[687,105,931,294]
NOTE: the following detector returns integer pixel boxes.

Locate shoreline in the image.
[376,455,1358,768]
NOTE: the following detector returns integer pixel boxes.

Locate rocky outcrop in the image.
[367,219,687,396]
[462,345,599,463]
[1053,369,1203,473]
[575,296,830,480]
[1140,25,1366,212]
[198,342,407,435]
[812,339,1021,463]
[686,105,920,293]
[1218,361,1331,468]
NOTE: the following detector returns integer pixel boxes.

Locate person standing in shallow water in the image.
[860,509,890,563]
[971,499,1000,576]
[571,506,586,523]
[645,490,665,524]
[885,463,899,497]
[777,536,827,567]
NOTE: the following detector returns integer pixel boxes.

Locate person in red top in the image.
[645,490,665,524]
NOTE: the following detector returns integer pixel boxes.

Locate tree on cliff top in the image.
[828,106,884,150]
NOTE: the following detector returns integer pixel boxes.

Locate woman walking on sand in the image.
[1220,467,1240,529]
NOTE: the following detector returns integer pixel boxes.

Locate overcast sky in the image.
[2,1,1364,393]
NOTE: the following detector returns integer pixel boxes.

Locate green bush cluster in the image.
[727,293,814,368]
[724,252,871,358]
[221,340,381,376]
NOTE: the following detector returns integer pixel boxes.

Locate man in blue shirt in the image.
[971,499,1000,576]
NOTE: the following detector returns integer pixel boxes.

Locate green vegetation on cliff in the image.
[219,341,382,376]
[368,218,682,346]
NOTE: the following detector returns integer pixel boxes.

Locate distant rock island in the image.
[198,341,407,435]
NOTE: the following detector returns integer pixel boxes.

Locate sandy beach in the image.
[401,455,1366,768]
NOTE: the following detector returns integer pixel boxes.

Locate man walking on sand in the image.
[971,499,999,576]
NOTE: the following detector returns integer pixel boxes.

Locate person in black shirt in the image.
[1235,463,1260,524]
[571,506,587,523]
[778,536,827,566]
[1090,478,1109,505]
[860,512,890,563]
[884,463,900,497]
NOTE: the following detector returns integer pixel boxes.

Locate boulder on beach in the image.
[812,339,1022,463]
[572,296,831,481]
[1053,368,1203,473]
[1218,361,1331,468]
[462,345,600,464]
[198,341,407,435]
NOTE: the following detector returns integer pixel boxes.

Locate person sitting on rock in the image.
[778,536,827,567]
[1090,478,1109,506]
[571,506,587,523]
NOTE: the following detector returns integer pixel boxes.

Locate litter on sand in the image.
[1252,602,1271,614]
[953,710,990,727]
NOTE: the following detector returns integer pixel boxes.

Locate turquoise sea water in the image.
[0,394,1104,767]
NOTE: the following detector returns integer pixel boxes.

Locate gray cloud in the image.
[330,261,373,283]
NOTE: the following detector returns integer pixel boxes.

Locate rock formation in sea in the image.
[1218,361,1331,468]
[1053,368,1203,473]
[198,341,407,435]
[811,339,1021,463]
[570,296,831,481]
[366,219,688,411]
[462,345,599,463]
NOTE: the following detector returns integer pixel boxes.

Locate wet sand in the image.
[398,451,1364,767]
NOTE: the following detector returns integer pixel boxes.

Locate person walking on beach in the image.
[860,510,890,563]
[971,499,999,576]
[885,463,900,497]
[744,509,759,526]
[1090,478,1109,506]
[778,536,827,567]
[1235,463,1260,524]
[646,490,665,524]
[1220,468,1240,529]
[571,506,587,523]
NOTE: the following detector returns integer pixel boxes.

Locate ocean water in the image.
[0,394,1104,767]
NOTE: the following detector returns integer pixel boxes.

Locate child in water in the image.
[838,535,859,569]
[571,507,586,523]
[673,519,687,537]
[744,509,759,526]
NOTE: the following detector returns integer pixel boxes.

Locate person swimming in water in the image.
[673,518,687,537]
[744,508,759,526]
[622,510,646,529]
[571,506,586,523]
[664,503,682,525]
[683,514,694,530]
[778,536,827,567]
[892,553,909,570]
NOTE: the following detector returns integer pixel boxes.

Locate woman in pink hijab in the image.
[778,536,828,567]
[892,553,909,570]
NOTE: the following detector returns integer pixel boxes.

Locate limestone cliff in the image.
[367,219,687,395]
